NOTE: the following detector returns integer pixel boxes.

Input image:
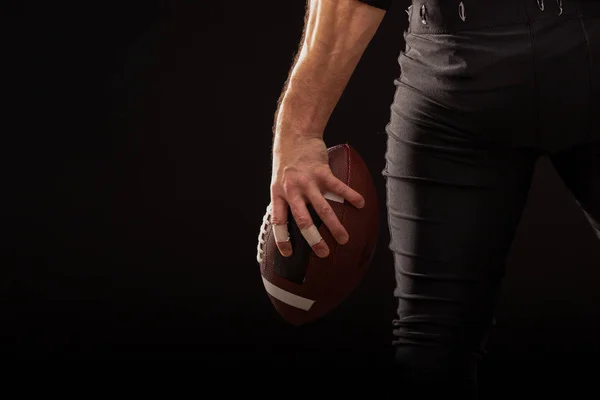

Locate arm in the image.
[273,0,387,146]
[268,0,387,258]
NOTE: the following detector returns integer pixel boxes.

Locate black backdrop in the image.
[3,0,600,392]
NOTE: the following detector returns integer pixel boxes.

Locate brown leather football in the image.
[256,143,380,326]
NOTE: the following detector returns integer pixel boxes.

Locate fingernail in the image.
[282,250,292,257]
[318,248,329,258]
[338,235,349,245]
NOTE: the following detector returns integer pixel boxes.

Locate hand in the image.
[270,135,365,258]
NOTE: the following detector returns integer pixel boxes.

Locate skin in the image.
[270,0,386,258]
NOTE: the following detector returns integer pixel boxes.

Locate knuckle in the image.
[295,175,310,188]
[317,203,333,218]
[270,215,285,225]
[282,165,298,175]
[334,181,347,195]
[294,215,311,228]
[314,165,330,178]
[282,178,296,192]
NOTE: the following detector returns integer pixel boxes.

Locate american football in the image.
[257,143,379,325]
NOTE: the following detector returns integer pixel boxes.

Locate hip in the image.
[390,0,600,151]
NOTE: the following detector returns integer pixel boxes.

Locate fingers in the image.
[270,196,292,257]
[304,184,349,245]
[318,170,365,209]
[270,168,365,259]
[287,196,330,259]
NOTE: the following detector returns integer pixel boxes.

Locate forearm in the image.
[273,0,386,144]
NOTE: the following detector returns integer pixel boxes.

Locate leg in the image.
[382,120,539,396]
[550,142,600,239]
[548,10,600,239]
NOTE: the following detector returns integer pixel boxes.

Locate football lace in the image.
[256,203,272,264]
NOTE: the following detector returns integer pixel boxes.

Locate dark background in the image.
[3,0,600,393]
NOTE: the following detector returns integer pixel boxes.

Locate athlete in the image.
[267,0,600,396]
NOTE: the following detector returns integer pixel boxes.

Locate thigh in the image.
[549,7,600,235]
[382,114,539,358]
[550,142,600,238]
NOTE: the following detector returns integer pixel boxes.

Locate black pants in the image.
[382,0,600,396]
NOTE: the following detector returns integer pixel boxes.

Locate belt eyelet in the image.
[537,0,545,11]
[420,4,428,24]
[458,1,466,22]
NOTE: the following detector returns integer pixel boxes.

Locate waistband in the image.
[406,0,600,34]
